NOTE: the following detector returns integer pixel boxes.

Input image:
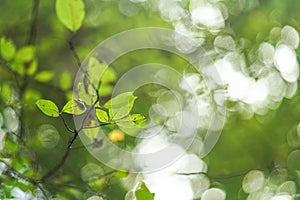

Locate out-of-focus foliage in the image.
[0,0,300,200]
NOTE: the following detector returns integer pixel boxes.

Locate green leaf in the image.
[0,82,12,103]
[36,99,59,117]
[11,61,25,75]
[34,71,54,82]
[87,57,107,87]
[114,170,129,178]
[0,37,16,61]
[104,92,137,120]
[83,120,99,139]
[27,59,38,75]
[130,114,147,126]
[96,108,109,122]
[62,99,86,115]
[15,46,35,63]
[58,70,72,90]
[135,182,155,200]
[80,163,106,190]
[56,0,85,32]
[116,114,144,136]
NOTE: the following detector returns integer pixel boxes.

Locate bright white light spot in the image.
[140,153,208,200]
[242,170,265,193]
[87,196,104,200]
[281,25,299,49]
[190,174,210,199]
[191,5,224,29]
[243,79,268,104]
[180,74,204,94]
[274,45,298,74]
[158,0,186,22]
[281,70,299,83]
[271,194,293,200]
[277,181,296,195]
[214,35,236,51]
[11,187,33,200]
[258,42,275,65]
[0,129,5,150]
[3,107,19,133]
[202,188,226,200]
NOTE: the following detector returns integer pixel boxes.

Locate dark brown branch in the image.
[40,130,79,182]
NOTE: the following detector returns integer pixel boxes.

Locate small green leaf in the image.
[62,99,86,115]
[27,59,38,75]
[0,82,12,103]
[83,120,99,139]
[36,99,59,117]
[11,61,25,75]
[34,71,54,82]
[15,46,35,63]
[87,57,107,86]
[114,170,129,178]
[104,92,137,120]
[58,70,72,90]
[78,82,94,105]
[56,0,85,32]
[96,108,109,122]
[0,37,16,61]
[130,114,147,126]
[135,182,155,200]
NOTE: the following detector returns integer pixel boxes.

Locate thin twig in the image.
[59,114,75,133]
[68,34,81,68]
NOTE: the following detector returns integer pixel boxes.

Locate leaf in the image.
[87,57,107,87]
[114,170,129,178]
[34,71,54,82]
[36,99,59,117]
[56,0,85,32]
[0,37,16,61]
[58,70,72,90]
[62,99,86,115]
[130,114,147,126]
[27,59,38,75]
[15,46,35,63]
[135,182,155,200]
[96,109,109,122]
[116,114,145,136]
[104,92,137,120]
[11,61,25,75]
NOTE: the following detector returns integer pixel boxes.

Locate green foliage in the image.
[135,182,155,200]
[62,99,86,115]
[55,0,85,32]
[0,37,16,61]
[95,108,109,122]
[34,70,54,82]
[58,70,72,90]
[15,46,35,63]
[36,99,59,117]
[104,92,137,120]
